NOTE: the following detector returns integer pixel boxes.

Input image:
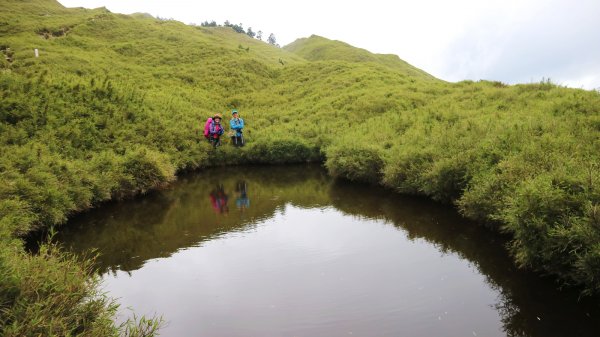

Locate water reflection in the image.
[235,181,250,212]
[50,165,599,337]
[329,181,600,337]
[209,184,229,214]
[54,165,330,274]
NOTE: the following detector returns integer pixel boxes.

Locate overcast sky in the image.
[58,0,600,90]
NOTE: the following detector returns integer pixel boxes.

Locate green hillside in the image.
[284,34,437,80]
[1,0,599,335]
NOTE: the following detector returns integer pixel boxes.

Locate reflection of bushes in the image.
[57,165,332,274]
[330,179,600,337]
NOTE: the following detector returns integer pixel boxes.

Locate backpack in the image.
[203,117,213,138]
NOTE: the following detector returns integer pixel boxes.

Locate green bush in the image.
[577,242,600,295]
[421,155,471,203]
[500,173,600,291]
[382,148,434,194]
[0,239,162,337]
[119,147,175,195]
[246,138,320,164]
[325,145,384,184]
[0,198,37,237]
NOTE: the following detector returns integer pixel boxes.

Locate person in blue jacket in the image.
[229,109,245,147]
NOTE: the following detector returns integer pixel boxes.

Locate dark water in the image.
[52,165,599,337]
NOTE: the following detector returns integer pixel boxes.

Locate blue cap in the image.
[232,109,238,115]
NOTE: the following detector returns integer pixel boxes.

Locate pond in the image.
[52,165,599,337]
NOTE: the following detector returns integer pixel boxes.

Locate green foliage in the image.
[325,145,384,184]
[119,147,176,195]
[0,238,162,336]
[244,138,321,164]
[500,171,600,293]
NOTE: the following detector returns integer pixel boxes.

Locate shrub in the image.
[325,145,384,184]
[246,138,319,164]
[382,148,434,194]
[0,198,37,237]
[421,155,471,203]
[501,174,592,276]
[0,240,163,336]
[118,147,176,195]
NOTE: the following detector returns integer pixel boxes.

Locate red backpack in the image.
[203,117,213,138]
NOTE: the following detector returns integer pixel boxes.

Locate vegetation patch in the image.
[0,238,162,336]
[325,145,384,184]
[36,25,72,39]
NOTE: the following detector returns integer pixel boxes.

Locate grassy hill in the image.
[284,34,437,80]
[1,0,599,335]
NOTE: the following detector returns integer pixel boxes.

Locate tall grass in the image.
[0,236,163,336]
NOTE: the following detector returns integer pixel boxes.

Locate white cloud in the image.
[440,0,600,88]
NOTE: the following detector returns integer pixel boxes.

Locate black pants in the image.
[209,137,221,147]
[231,136,244,147]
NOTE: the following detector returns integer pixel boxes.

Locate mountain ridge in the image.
[283,34,437,80]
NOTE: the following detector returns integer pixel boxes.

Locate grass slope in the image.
[284,34,437,80]
[1,0,599,334]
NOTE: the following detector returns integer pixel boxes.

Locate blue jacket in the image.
[230,117,244,137]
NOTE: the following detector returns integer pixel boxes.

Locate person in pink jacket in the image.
[204,113,224,147]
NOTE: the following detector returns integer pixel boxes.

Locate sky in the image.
[57,0,600,90]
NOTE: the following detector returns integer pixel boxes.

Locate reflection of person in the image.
[209,184,229,214]
[235,181,250,212]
